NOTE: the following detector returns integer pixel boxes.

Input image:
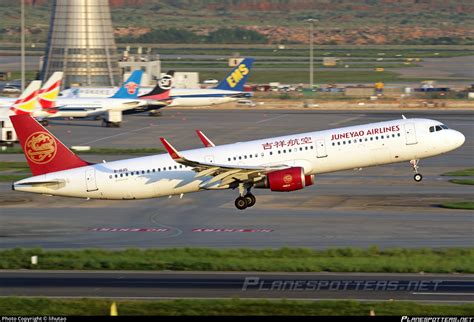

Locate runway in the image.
[0,109,473,249]
[0,271,472,303]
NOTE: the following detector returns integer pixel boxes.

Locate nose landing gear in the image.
[410,159,423,182]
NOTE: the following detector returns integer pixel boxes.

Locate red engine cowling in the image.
[255,167,315,192]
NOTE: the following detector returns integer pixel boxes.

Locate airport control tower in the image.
[41,0,121,88]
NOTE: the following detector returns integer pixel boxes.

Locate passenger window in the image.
[337,142,340,145]
[270,152,273,155]
[244,155,247,159]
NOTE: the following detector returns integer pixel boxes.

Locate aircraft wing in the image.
[160,137,287,188]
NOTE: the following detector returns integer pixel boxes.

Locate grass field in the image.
[442,168,474,176]
[0,247,472,273]
[441,202,474,210]
[199,70,414,84]
[0,298,473,316]
[449,179,474,185]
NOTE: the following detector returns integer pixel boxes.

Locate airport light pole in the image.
[21,0,25,91]
[305,19,318,91]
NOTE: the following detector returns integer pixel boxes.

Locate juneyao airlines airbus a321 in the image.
[10,114,465,210]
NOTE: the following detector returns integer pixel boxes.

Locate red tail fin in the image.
[10,114,89,176]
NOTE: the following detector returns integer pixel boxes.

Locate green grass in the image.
[441,202,474,210]
[164,61,419,69]
[0,147,164,155]
[449,179,474,185]
[0,161,29,171]
[0,174,29,182]
[0,247,472,273]
[198,70,415,84]
[0,298,473,316]
[442,168,474,176]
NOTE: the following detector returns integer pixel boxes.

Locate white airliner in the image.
[33,70,155,127]
[60,58,254,107]
[10,114,465,210]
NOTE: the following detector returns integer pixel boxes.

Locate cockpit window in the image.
[429,124,449,133]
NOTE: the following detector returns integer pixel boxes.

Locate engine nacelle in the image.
[255,167,315,192]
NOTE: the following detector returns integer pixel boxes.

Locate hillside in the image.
[0,0,472,45]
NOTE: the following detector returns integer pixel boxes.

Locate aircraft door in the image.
[85,169,98,192]
[404,123,418,145]
[316,139,328,158]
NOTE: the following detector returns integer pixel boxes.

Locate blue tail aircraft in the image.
[154,58,255,107]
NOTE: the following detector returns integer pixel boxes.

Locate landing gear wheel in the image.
[235,196,248,210]
[414,173,423,182]
[244,194,256,208]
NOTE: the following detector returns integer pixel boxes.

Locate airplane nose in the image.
[453,130,465,148]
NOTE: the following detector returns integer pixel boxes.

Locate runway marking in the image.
[192,228,273,233]
[80,126,152,145]
[88,228,169,232]
[256,115,287,124]
[329,116,363,126]
[150,212,183,238]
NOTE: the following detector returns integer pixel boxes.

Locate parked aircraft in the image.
[0,72,63,111]
[59,58,255,107]
[10,114,465,209]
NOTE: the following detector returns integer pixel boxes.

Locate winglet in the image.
[402,114,407,119]
[196,130,215,148]
[160,137,183,160]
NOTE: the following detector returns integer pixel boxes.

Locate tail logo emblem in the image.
[158,75,173,90]
[25,132,57,164]
[125,82,138,94]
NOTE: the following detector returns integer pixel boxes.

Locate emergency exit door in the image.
[316,139,328,158]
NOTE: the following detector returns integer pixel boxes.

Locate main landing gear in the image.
[410,159,423,182]
[234,183,256,210]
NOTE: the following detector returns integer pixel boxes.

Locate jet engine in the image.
[255,167,314,192]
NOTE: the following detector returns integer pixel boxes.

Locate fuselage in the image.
[60,87,252,107]
[14,118,465,199]
[35,97,149,118]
